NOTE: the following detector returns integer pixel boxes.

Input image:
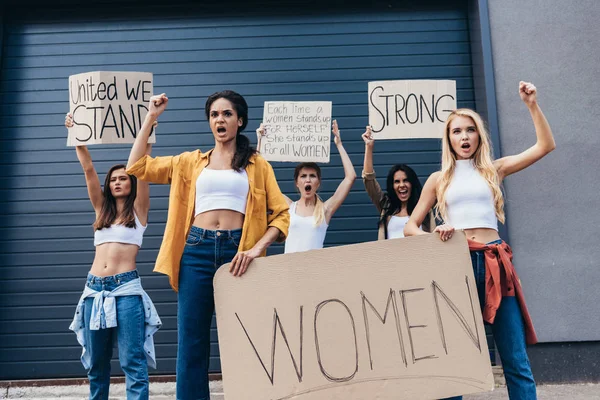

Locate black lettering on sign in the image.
[435,94,455,122]
[125,79,142,101]
[119,104,137,138]
[100,104,120,139]
[71,105,93,142]
[361,289,407,370]
[141,80,152,102]
[432,277,481,355]
[235,307,303,385]
[369,86,388,133]
[421,94,435,123]
[88,106,104,141]
[399,288,438,364]
[291,144,329,159]
[314,299,359,383]
[369,86,455,130]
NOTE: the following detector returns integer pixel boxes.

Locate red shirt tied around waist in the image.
[468,239,538,345]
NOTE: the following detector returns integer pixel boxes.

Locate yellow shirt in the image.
[127,149,290,291]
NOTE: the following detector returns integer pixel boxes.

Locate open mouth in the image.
[398,189,408,196]
[461,143,471,151]
[304,184,312,193]
[217,126,226,134]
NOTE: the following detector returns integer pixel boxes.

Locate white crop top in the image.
[195,168,249,217]
[387,215,409,239]
[445,160,498,231]
[94,213,146,247]
[284,202,329,254]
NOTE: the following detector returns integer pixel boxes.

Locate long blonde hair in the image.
[436,109,505,223]
[294,162,326,226]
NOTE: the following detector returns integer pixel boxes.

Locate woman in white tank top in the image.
[405,82,556,400]
[127,91,290,399]
[258,120,356,253]
[65,114,158,400]
[361,126,433,240]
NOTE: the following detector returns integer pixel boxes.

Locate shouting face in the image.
[209,98,243,144]
[448,115,480,160]
[296,167,321,200]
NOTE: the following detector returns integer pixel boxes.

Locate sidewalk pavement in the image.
[2,380,600,399]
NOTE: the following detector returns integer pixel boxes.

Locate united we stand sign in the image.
[67,71,156,146]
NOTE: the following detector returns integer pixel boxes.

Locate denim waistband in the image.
[86,269,139,285]
[189,226,242,240]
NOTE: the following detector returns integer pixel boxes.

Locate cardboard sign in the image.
[214,233,494,400]
[67,71,156,146]
[260,101,332,162]
[368,80,457,139]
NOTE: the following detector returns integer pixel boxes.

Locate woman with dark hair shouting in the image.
[405,82,556,399]
[361,126,433,240]
[66,115,160,400]
[257,120,356,253]
[126,90,289,400]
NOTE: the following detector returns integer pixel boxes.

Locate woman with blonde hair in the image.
[257,120,356,253]
[405,82,556,400]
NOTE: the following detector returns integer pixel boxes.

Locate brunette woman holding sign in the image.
[65,114,160,400]
[257,120,356,253]
[361,125,433,239]
[405,82,556,399]
[126,90,289,400]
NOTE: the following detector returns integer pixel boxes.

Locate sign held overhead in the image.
[67,71,156,146]
[260,101,332,163]
[368,80,456,139]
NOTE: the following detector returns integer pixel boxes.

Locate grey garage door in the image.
[0,0,475,379]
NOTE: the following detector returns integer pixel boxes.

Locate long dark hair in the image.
[94,164,137,230]
[379,164,426,238]
[205,90,256,171]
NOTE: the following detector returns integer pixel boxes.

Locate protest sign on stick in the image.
[215,233,494,400]
[260,101,332,162]
[67,71,156,146]
[368,80,457,139]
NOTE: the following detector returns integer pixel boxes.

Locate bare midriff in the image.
[90,242,139,276]
[193,209,245,231]
[463,227,501,245]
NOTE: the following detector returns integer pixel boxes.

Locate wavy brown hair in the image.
[93,164,137,230]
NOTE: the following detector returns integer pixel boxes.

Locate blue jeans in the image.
[176,227,241,400]
[83,270,148,400]
[442,240,536,400]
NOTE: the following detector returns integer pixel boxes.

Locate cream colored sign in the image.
[368,80,456,139]
[260,101,332,162]
[214,233,494,400]
[67,71,156,146]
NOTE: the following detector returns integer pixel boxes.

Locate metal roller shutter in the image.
[0,0,475,379]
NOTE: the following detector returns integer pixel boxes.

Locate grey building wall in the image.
[488,0,600,343]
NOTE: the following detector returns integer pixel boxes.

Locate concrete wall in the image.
[488,0,600,342]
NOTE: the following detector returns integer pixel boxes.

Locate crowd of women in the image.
[67,81,555,400]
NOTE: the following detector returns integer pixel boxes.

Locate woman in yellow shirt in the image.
[127,90,289,400]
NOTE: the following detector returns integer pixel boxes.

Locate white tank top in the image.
[387,215,409,239]
[445,160,498,231]
[284,202,329,254]
[195,168,249,216]
[93,213,146,247]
